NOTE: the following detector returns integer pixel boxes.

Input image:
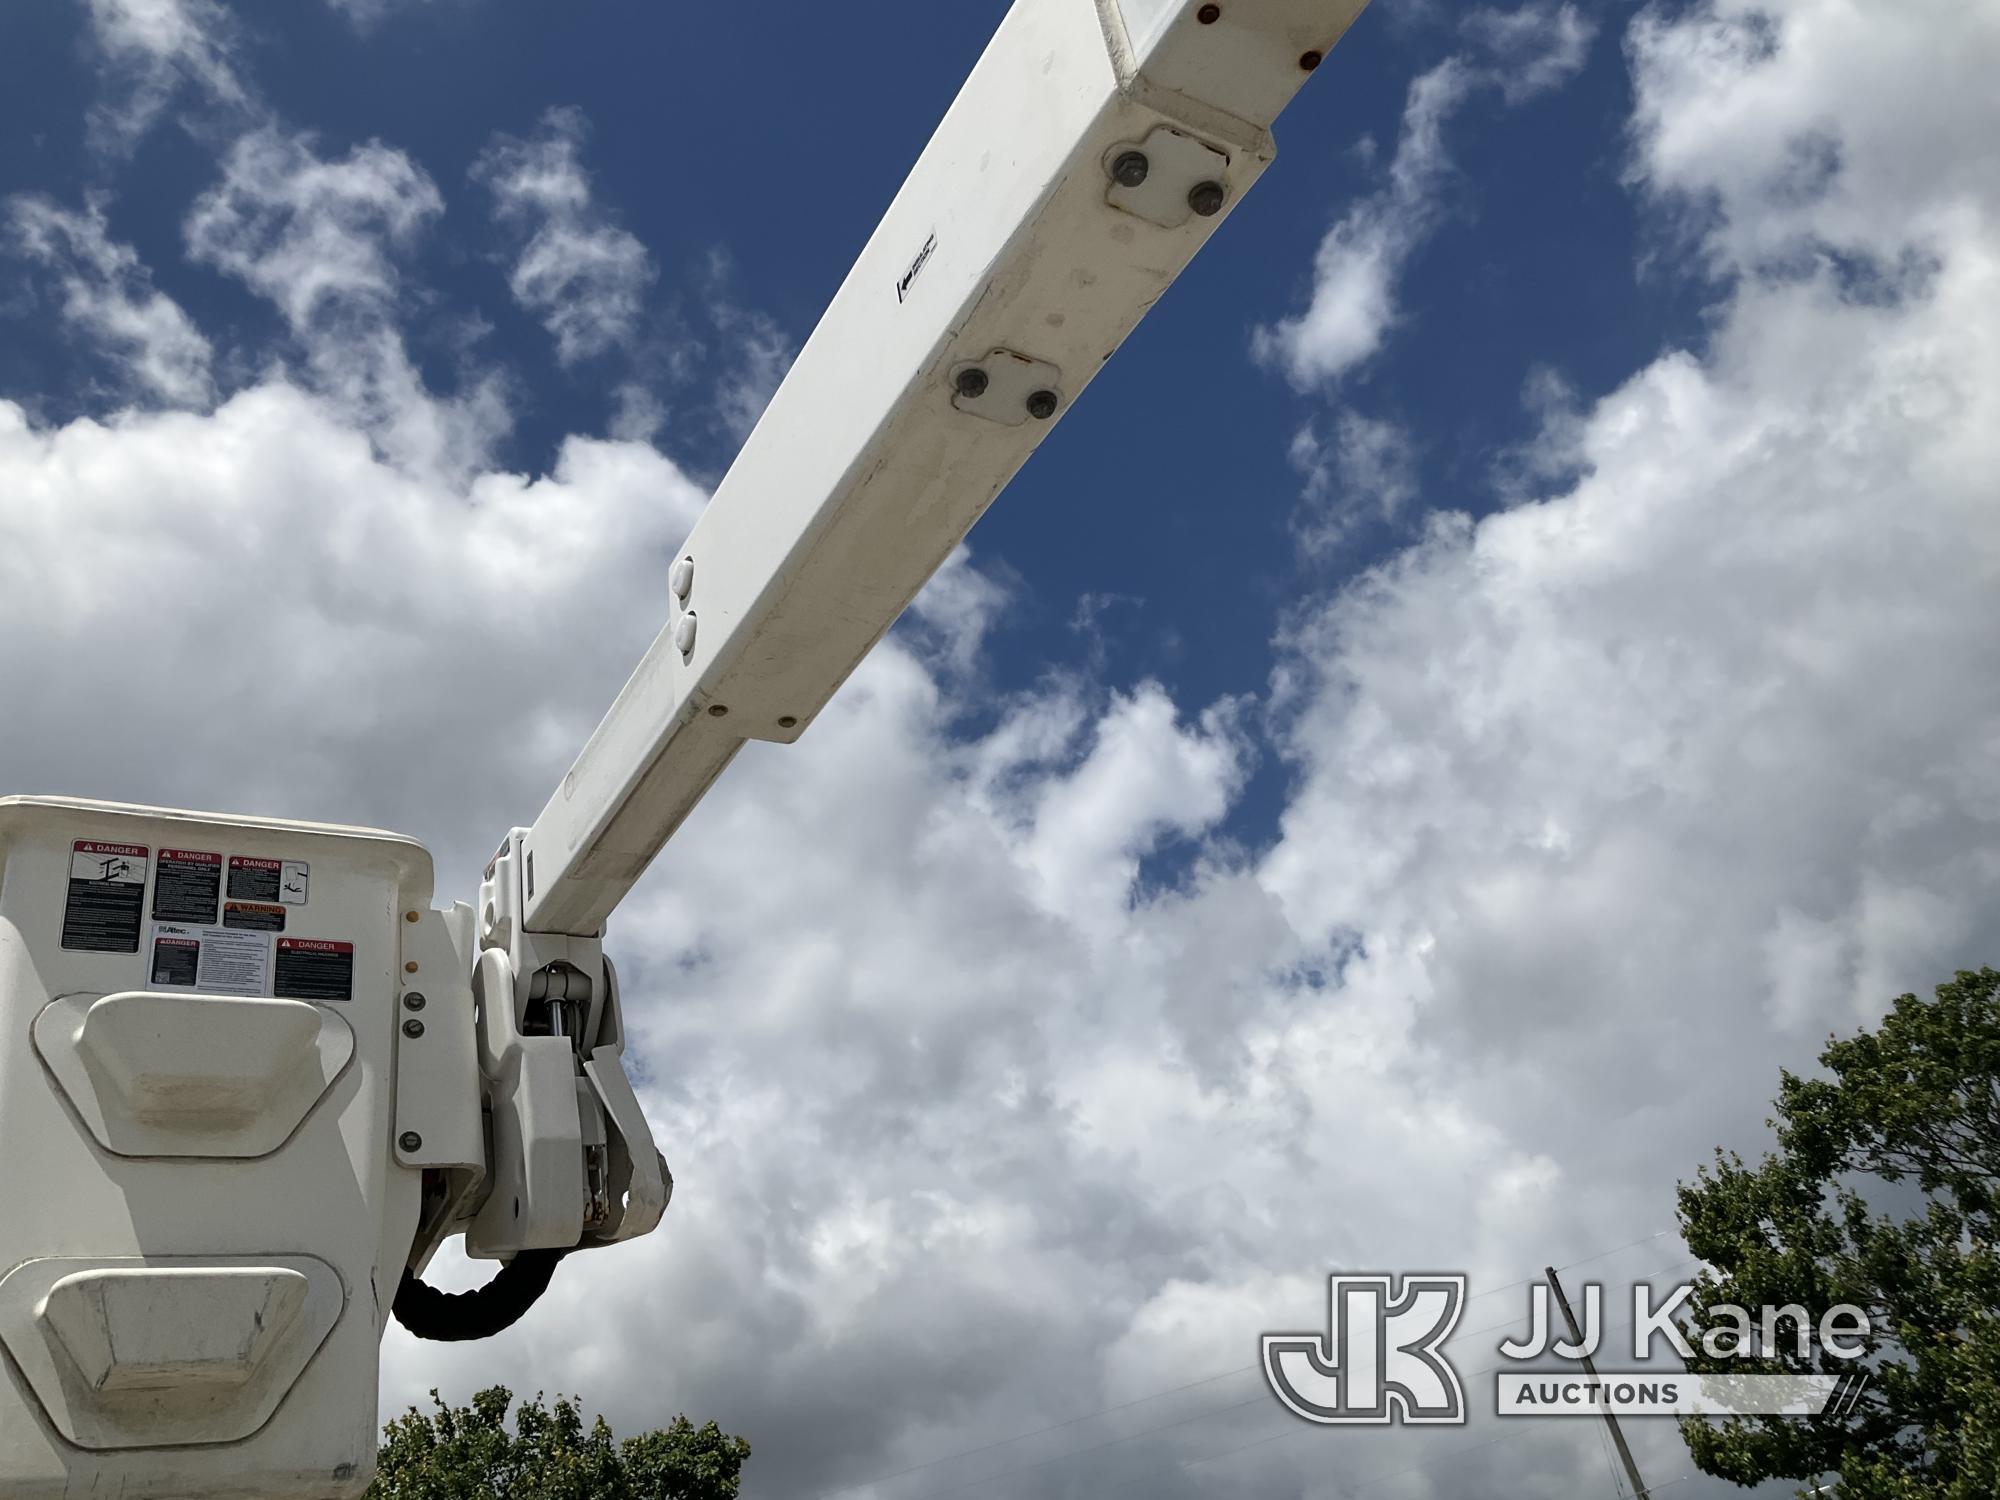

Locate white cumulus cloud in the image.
[4,196,214,406]
[1466,0,1597,103]
[322,0,438,28]
[1629,0,2000,279]
[9,2,1999,1498]
[185,128,442,331]
[81,0,249,151]
[1286,407,1420,553]
[474,107,657,366]
[1253,56,1471,388]
[1254,1,1598,389]
[0,382,704,857]
[185,128,506,475]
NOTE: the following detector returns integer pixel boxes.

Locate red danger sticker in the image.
[63,841,150,952]
[228,856,287,903]
[275,938,354,1002]
[154,848,224,923]
[149,934,200,987]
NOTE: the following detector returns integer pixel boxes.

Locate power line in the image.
[1597,1415,1629,1498]
[1443,1254,1702,1366]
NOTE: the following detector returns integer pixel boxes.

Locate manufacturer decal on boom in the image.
[896,231,937,303]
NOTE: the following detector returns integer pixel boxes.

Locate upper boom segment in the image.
[520,0,1370,937]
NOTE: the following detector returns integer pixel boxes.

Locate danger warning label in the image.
[62,841,150,953]
[149,922,273,997]
[149,933,199,987]
[224,901,286,933]
[227,856,285,903]
[153,848,223,924]
[275,939,354,1002]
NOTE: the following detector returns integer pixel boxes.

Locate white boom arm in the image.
[0,6,1371,1496]
[517,0,1369,939]
[466,0,1376,1280]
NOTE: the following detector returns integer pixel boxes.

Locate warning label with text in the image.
[224,901,286,933]
[227,856,285,903]
[148,934,199,987]
[153,848,223,923]
[148,923,273,997]
[275,939,354,1002]
[62,841,150,953]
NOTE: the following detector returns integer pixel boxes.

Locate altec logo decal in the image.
[896,231,938,304]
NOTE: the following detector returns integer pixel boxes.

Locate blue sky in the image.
[3,2,1996,1498]
[2,0,1701,828]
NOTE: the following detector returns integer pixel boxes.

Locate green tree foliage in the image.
[366,1386,751,1500]
[1676,968,2000,1497]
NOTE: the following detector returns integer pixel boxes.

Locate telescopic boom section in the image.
[520,0,1369,937]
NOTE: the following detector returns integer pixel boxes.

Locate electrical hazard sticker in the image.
[62,841,150,953]
[153,848,223,924]
[148,923,272,997]
[275,939,354,1002]
[224,901,286,933]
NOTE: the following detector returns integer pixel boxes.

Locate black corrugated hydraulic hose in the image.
[392,1249,566,1341]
